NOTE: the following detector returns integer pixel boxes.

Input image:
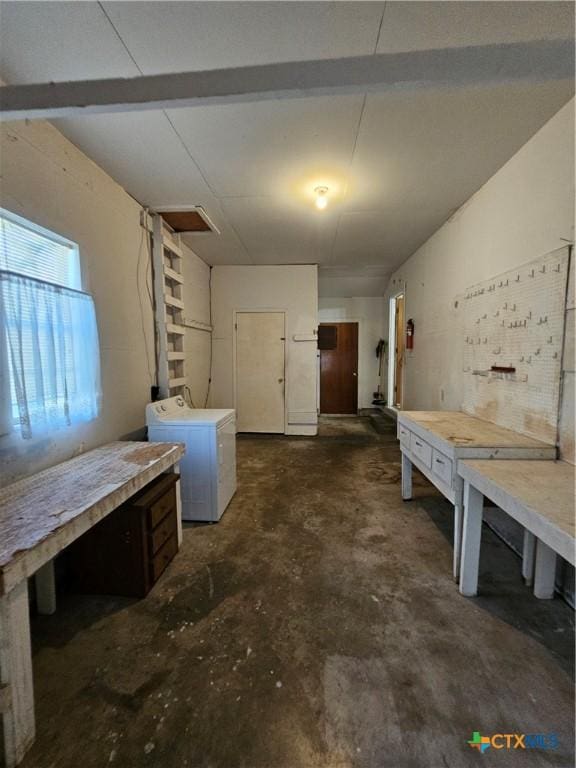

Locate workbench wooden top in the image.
[399,410,554,449]
[459,459,575,563]
[0,441,184,594]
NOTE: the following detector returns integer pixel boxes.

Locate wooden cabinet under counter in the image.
[67,472,179,598]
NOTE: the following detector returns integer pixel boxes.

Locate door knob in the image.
[352,372,357,377]
[278,378,284,383]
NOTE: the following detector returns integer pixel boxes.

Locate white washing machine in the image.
[146,396,237,522]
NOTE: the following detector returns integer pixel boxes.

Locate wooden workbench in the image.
[458,459,575,599]
[398,411,556,580]
[0,441,184,768]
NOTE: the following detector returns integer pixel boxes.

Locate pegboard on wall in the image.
[462,246,570,444]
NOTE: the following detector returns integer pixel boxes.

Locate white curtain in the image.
[0,270,101,439]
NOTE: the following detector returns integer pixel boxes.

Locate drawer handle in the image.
[415,441,422,447]
[435,458,444,465]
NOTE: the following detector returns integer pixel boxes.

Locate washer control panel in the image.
[147,395,189,422]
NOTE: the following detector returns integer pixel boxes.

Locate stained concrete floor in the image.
[23,415,574,768]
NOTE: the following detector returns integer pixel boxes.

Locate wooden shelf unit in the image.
[152,214,186,397]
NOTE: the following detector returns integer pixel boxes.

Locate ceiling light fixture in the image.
[314,186,329,210]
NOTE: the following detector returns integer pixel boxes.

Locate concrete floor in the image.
[22,416,574,768]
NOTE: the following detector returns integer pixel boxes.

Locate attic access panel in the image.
[160,210,210,232]
[157,207,219,234]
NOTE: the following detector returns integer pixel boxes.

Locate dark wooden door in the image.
[319,322,358,414]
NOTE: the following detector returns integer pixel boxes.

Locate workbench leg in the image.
[34,561,56,616]
[459,481,484,597]
[522,530,536,587]
[175,468,183,548]
[401,453,412,501]
[453,503,463,582]
[533,540,556,600]
[0,580,35,768]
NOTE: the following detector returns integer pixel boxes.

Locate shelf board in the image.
[162,238,183,258]
[164,265,184,284]
[166,323,185,336]
[164,293,184,310]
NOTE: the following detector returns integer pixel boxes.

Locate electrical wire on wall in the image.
[204,265,213,408]
[136,207,157,388]
[184,385,197,409]
[144,215,159,387]
[181,266,212,409]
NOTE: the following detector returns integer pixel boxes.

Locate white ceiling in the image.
[0,1,573,297]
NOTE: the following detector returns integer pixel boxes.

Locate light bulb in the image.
[314,186,329,210]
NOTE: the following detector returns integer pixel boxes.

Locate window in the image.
[0,209,101,439]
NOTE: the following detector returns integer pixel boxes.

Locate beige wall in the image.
[318,297,387,409]
[211,265,318,435]
[0,119,211,483]
[386,99,575,458]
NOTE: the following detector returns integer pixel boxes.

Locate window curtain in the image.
[0,270,101,439]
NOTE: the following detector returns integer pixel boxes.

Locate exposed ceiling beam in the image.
[0,39,573,122]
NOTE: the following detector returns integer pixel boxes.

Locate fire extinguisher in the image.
[406,318,414,350]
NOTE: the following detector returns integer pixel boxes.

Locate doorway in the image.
[319,322,358,414]
[387,294,405,409]
[235,312,285,433]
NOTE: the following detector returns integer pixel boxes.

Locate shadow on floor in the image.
[417,494,575,678]
[31,592,138,652]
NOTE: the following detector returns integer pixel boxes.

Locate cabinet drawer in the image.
[148,486,176,529]
[149,509,177,555]
[398,423,411,448]
[151,534,178,583]
[410,434,432,468]
[432,449,453,486]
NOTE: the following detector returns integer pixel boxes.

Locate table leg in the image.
[453,502,463,582]
[174,467,183,548]
[522,530,536,587]
[34,560,56,616]
[401,452,413,501]
[533,540,556,600]
[0,580,35,768]
[459,481,484,597]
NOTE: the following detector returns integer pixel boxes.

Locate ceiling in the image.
[0,1,573,297]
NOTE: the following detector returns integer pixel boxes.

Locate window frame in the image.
[0,209,99,439]
[0,207,82,291]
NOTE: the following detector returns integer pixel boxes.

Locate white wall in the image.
[211,265,318,435]
[386,98,575,457]
[318,297,387,409]
[0,118,211,484]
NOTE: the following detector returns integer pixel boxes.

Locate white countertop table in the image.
[398,411,556,580]
[458,459,574,599]
[0,441,184,767]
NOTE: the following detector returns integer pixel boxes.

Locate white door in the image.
[236,312,285,433]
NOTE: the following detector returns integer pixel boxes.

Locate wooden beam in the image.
[0,39,572,122]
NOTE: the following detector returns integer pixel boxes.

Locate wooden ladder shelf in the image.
[152,213,186,397]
